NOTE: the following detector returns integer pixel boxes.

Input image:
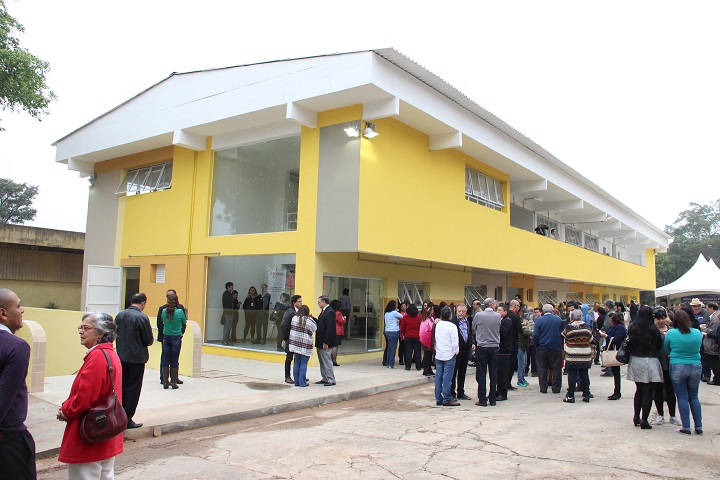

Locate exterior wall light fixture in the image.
[344,125,360,137]
[363,122,379,138]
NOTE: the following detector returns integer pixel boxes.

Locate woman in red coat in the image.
[56,312,124,479]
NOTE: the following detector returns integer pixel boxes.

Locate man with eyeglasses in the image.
[0,288,36,479]
[115,293,154,429]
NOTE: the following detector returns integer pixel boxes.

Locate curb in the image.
[39,376,431,457]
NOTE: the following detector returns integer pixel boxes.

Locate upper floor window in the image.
[116,162,172,196]
[465,167,504,210]
[212,135,300,236]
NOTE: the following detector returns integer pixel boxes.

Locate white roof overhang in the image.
[53,48,669,251]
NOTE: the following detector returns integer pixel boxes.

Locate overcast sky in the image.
[1,0,718,234]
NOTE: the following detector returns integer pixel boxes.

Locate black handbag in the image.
[79,349,128,443]
[615,338,630,365]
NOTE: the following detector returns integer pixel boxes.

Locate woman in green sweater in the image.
[160,293,187,389]
[664,309,702,435]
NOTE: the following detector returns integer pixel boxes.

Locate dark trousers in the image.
[510,343,518,379]
[0,429,36,480]
[121,361,145,423]
[243,313,256,340]
[404,338,421,369]
[611,365,621,395]
[285,348,293,378]
[528,344,537,373]
[476,346,499,402]
[707,354,720,381]
[536,349,562,393]
[256,313,269,343]
[654,370,676,417]
[398,339,406,364]
[452,350,470,396]
[634,382,655,421]
[701,348,710,378]
[567,368,590,398]
[422,346,434,375]
[382,333,389,366]
[497,353,511,399]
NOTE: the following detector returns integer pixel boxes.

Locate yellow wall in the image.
[356,116,656,292]
[21,307,195,377]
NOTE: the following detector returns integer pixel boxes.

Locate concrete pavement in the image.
[28,354,431,457]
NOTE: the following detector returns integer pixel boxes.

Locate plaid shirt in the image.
[289,315,317,357]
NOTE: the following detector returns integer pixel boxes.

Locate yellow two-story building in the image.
[53,49,669,361]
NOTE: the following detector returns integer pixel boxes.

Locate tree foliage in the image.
[657,199,720,287]
[0,177,38,224]
[0,0,56,129]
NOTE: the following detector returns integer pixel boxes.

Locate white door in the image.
[86,265,122,315]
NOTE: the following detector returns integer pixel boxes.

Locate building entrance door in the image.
[323,275,383,353]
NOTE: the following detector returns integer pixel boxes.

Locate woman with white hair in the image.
[56,312,124,479]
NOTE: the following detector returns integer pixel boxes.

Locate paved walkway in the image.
[28,354,431,456]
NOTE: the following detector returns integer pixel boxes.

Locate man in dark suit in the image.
[315,296,336,386]
[115,292,154,429]
[451,304,473,400]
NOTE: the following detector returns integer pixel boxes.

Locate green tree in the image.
[0,0,56,129]
[0,177,38,224]
[658,199,720,286]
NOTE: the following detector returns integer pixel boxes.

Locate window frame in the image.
[465,167,505,210]
[115,162,172,196]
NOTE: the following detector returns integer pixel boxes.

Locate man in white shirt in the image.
[434,307,460,406]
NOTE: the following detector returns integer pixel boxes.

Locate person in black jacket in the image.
[115,292,154,429]
[243,286,262,343]
[626,306,664,429]
[451,304,474,400]
[496,304,514,401]
[315,296,336,386]
[221,282,234,345]
[281,295,302,384]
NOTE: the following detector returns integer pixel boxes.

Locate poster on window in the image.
[265,266,287,305]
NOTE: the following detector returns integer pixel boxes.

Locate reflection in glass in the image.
[205,254,296,353]
[212,135,300,235]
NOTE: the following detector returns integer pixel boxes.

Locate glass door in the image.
[323,275,383,353]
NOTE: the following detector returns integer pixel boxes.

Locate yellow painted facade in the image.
[93,104,652,362]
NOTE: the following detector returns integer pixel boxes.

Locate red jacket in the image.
[335,311,346,336]
[400,313,420,339]
[59,343,124,464]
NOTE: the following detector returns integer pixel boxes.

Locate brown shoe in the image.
[285,377,294,384]
[444,400,461,406]
[474,400,487,407]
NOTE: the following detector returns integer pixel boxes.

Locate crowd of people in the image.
[2,284,717,479]
[378,296,716,436]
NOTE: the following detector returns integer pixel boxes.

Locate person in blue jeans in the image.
[384,301,402,368]
[159,293,187,390]
[664,309,703,435]
[434,307,460,406]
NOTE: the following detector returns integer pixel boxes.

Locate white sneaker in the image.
[655,415,665,425]
[669,416,681,425]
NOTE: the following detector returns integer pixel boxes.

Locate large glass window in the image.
[205,254,296,352]
[212,135,300,235]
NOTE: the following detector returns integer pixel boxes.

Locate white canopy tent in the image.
[655,254,720,297]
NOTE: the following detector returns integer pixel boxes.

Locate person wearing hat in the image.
[689,298,711,382]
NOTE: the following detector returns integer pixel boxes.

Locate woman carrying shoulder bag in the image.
[57,312,124,479]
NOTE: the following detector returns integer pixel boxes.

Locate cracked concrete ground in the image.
[36,377,719,480]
